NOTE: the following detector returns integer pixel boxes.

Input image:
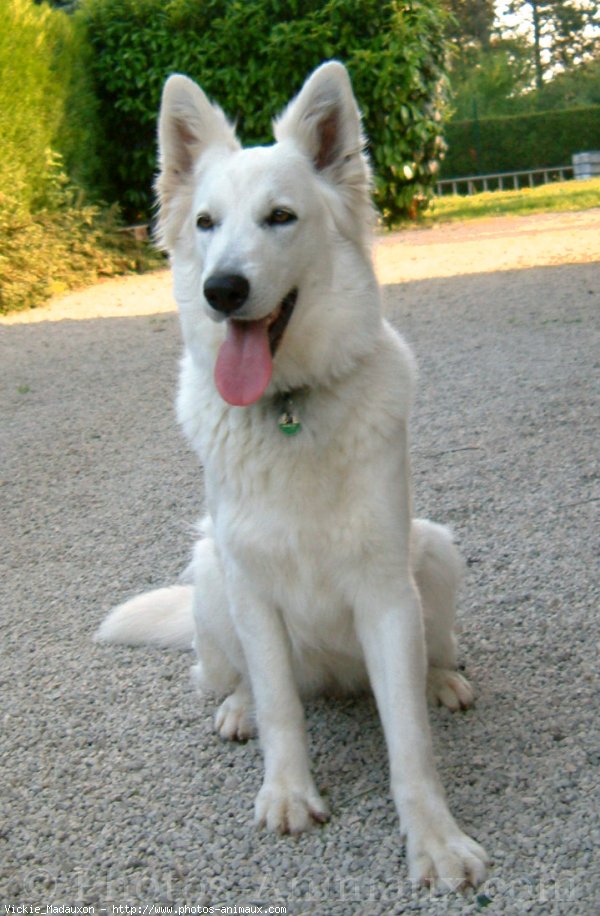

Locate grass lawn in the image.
[422,177,600,224]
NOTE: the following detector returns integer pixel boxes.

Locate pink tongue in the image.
[214,318,273,406]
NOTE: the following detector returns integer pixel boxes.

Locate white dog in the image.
[97,61,488,891]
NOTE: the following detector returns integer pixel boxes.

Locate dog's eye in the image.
[266,208,297,227]
[196,214,214,231]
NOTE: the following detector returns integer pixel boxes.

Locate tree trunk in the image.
[530,0,544,90]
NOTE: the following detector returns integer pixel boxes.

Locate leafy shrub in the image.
[0,1,154,313]
[442,105,600,178]
[79,0,449,224]
[0,156,157,314]
[0,0,102,207]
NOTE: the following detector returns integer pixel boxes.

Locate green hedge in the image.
[0,162,150,313]
[0,0,102,208]
[78,0,449,224]
[442,106,600,178]
[0,0,150,313]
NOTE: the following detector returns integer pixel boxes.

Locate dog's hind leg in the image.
[214,681,256,741]
[412,519,475,711]
[190,536,256,739]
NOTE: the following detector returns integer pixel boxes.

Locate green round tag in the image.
[279,418,302,435]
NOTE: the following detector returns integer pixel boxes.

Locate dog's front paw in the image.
[427,667,474,711]
[407,823,488,892]
[255,779,329,835]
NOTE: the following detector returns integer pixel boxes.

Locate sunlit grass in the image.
[423,177,600,224]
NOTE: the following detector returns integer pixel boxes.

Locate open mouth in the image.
[214,288,299,407]
[266,287,298,355]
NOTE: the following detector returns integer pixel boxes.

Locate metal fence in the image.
[436,165,574,196]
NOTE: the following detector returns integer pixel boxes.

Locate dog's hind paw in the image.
[408,825,489,892]
[215,689,255,741]
[427,667,474,711]
[255,780,329,835]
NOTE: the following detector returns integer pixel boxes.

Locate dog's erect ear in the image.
[155,75,239,248]
[158,74,239,178]
[274,61,373,243]
[274,61,367,185]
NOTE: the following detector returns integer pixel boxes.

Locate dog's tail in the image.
[94,585,194,650]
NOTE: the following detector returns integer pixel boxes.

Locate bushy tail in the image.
[94,585,194,650]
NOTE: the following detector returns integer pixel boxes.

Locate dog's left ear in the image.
[274,61,368,188]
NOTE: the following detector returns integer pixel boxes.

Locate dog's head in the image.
[156,62,378,406]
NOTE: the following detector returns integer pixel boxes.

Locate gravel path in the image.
[2,211,599,914]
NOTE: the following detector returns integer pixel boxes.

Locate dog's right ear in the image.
[158,75,239,178]
[155,75,239,248]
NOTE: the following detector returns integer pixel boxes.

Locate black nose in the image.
[204,273,250,314]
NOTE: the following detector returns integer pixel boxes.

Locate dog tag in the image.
[278,410,302,435]
[277,393,302,435]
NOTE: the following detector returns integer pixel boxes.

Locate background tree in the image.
[534,52,600,107]
[505,0,599,89]
[34,0,79,9]
[444,0,496,47]
[442,0,533,118]
[448,38,534,118]
[445,0,600,117]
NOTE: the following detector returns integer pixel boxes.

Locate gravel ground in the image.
[1,211,599,914]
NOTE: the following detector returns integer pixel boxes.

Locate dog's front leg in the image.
[354,578,488,891]
[228,574,329,834]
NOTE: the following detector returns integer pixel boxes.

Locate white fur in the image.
[97,62,488,891]
[95,585,193,650]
